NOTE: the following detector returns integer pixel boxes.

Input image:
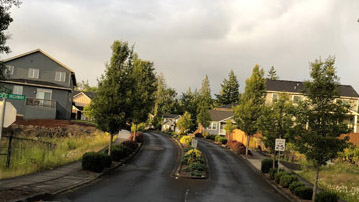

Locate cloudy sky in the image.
[3,0,359,94]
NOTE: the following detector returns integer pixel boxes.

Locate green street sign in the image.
[0,93,25,100]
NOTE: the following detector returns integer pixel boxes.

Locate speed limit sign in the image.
[275,139,286,151]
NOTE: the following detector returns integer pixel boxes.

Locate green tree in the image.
[177,111,192,135]
[224,119,236,137]
[130,56,157,141]
[233,65,266,156]
[197,75,212,133]
[90,41,134,155]
[292,56,349,202]
[267,66,279,80]
[258,93,294,168]
[0,1,19,80]
[216,70,240,105]
[180,87,200,131]
[75,80,98,92]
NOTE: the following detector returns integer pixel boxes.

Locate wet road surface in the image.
[54,133,288,202]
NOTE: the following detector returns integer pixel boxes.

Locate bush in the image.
[269,168,276,180]
[294,186,313,200]
[228,141,252,155]
[279,175,298,188]
[129,132,144,143]
[180,136,192,146]
[315,191,338,202]
[221,138,228,145]
[185,149,202,158]
[275,171,289,184]
[121,140,138,152]
[111,145,129,161]
[205,135,216,140]
[215,135,222,143]
[82,152,106,173]
[261,158,273,173]
[189,161,205,171]
[99,153,112,168]
[289,181,305,193]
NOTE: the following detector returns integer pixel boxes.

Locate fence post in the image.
[6,128,13,168]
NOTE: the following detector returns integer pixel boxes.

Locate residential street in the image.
[54,133,288,202]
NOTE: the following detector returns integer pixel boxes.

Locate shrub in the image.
[129,132,144,143]
[289,181,305,193]
[215,135,222,143]
[221,138,228,145]
[121,140,138,152]
[111,145,129,161]
[315,191,338,202]
[279,175,298,188]
[100,153,112,168]
[269,168,276,180]
[261,158,272,173]
[189,161,205,171]
[191,170,202,177]
[180,136,192,146]
[275,171,289,184]
[82,152,106,173]
[294,186,313,200]
[228,141,252,155]
[185,149,202,158]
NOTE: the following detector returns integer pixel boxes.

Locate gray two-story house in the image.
[0,49,76,120]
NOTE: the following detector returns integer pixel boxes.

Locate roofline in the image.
[267,90,359,99]
[0,80,73,91]
[73,91,92,100]
[3,49,75,73]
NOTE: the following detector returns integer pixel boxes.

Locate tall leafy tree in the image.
[130,55,157,140]
[292,57,349,202]
[75,80,98,92]
[258,93,294,168]
[267,66,279,80]
[180,87,200,131]
[176,111,192,135]
[90,41,134,155]
[233,65,266,156]
[216,70,240,105]
[197,75,212,133]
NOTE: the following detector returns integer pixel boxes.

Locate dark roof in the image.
[266,79,359,98]
[217,103,238,109]
[1,79,71,90]
[74,91,97,99]
[208,110,233,122]
[163,114,181,119]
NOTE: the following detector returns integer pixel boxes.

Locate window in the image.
[293,95,303,104]
[272,93,279,102]
[211,122,217,130]
[55,71,66,82]
[12,85,23,95]
[28,68,39,79]
[4,65,14,75]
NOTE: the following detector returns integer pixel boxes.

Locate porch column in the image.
[354,115,358,133]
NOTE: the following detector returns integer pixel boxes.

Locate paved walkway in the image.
[0,132,129,202]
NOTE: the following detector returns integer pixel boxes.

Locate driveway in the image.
[54,133,288,202]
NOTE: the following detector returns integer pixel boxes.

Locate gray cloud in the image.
[2,0,359,95]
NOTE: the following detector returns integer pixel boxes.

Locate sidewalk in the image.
[0,132,130,202]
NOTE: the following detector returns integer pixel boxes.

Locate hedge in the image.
[111,144,129,161]
[289,181,305,193]
[122,140,138,152]
[315,192,338,202]
[82,152,109,173]
[294,186,313,200]
[275,171,289,184]
[279,175,298,188]
[261,158,278,173]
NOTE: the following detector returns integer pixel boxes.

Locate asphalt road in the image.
[54,133,288,202]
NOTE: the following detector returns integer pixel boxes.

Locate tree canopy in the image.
[267,66,279,80]
[216,70,240,105]
[197,75,212,129]
[177,111,192,135]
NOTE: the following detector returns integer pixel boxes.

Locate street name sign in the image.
[0,101,17,128]
[192,139,198,148]
[0,93,25,100]
[275,138,286,151]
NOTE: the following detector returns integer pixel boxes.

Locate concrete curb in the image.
[11,142,144,202]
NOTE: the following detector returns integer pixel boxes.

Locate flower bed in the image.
[179,148,206,178]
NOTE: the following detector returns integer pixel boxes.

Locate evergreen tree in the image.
[90,41,134,155]
[233,65,266,156]
[180,88,200,131]
[177,111,192,135]
[267,66,279,80]
[197,75,212,132]
[292,57,349,202]
[216,70,240,105]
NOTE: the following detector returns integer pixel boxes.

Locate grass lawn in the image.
[0,130,110,179]
[297,163,359,202]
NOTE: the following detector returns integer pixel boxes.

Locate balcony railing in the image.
[25,97,56,108]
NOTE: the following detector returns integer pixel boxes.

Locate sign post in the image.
[275,138,286,172]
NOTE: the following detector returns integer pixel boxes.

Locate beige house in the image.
[72,91,96,120]
[265,79,359,133]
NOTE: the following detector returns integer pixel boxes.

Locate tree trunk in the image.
[272,153,276,169]
[312,165,320,202]
[245,135,250,157]
[133,123,137,142]
[108,133,113,156]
